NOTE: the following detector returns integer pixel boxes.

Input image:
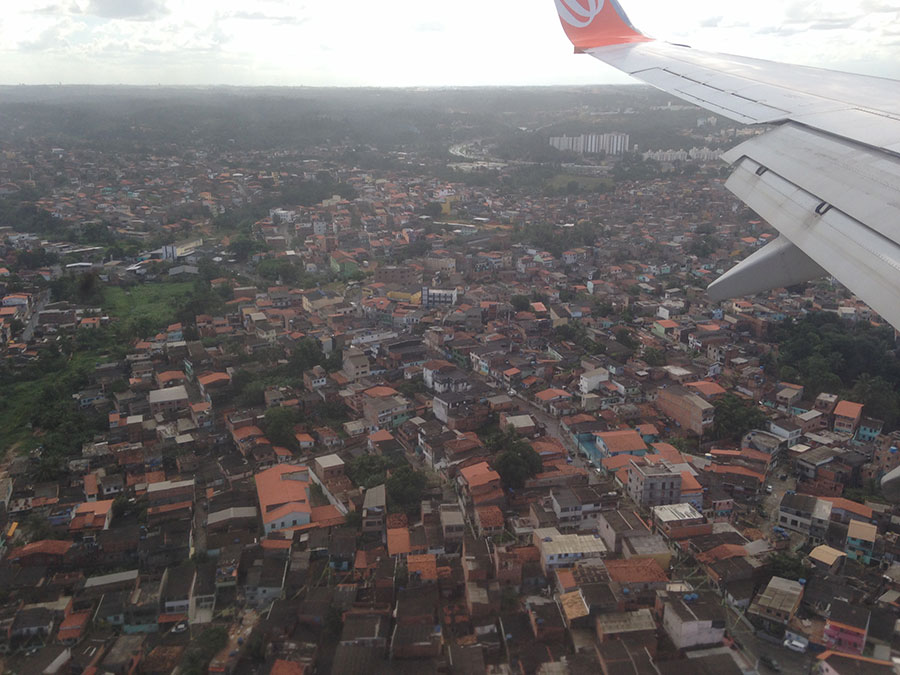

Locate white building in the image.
[549,132,630,155]
[532,527,607,573]
[579,367,610,395]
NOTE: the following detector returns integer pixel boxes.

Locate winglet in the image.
[554,0,652,51]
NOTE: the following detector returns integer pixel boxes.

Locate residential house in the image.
[833,400,864,435]
[824,600,870,656]
[658,591,727,649]
[656,387,714,436]
[627,460,682,508]
[458,462,503,507]
[748,576,803,627]
[845,520,877,565]
[255,465,311,534]
[650,503,712,541]
[532,527,607,573]
[362,485,387,537]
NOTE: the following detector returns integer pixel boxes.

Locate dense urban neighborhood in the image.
[0,86,898,675]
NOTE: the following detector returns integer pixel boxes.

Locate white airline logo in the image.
[555,0,605,28]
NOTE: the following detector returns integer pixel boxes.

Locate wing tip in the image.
[554,0,652,50]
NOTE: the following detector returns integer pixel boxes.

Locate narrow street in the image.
[726,605,815,674]
[22,291,49,343]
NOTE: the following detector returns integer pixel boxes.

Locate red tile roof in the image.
[535,388,571,402]
[681,472,702,493]
[9,539,73,561]
[408,553,438,581]
[604,558,668,584]
[595,429,647,454]
[834,400,864,420]
[823,497,873,519]
[254,465,311,527]
[460,462,501,489]
[387,528,411,556]
[685,380,726,397]
[476,505,505,529]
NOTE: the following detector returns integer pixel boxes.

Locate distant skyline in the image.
[2,0,899,87]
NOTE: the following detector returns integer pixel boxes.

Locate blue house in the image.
[855,417,883,444]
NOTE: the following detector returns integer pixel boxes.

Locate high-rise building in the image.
[549,132,630,155]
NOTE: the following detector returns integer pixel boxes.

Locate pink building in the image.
[823,599,869,656]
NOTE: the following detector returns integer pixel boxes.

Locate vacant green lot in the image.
[546,173,613,192]
[103,281,195,327]
[0,350,102,455]
[1,280,198,458]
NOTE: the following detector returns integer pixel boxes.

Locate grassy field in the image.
[0,351,104,455]
[103,281,195,327]
[546,173,614,192]
[0,378,43,453]
[0,280,197,458]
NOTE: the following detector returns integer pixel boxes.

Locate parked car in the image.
[783,637,808,653]
[760,654,782,672]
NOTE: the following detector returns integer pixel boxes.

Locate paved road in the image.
[726,605,815,674]
[193,496,207,556]
[22,292,49,343]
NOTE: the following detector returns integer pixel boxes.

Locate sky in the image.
[1,0,899,86]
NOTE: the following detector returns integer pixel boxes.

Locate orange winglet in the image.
[554,0,653,51]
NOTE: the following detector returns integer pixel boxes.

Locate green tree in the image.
[768,553,806,581]
[227,235,262,262]
[510,295,531,312]
[289,338,329,373]
[614,327,638,352]
[849,374,898,428]
[643,347,666,367]
[494,445,542,490]
[423,201,443,219]
[181,625,228,675]
[343,510,362,529]
[488,426,542,490]
[263,407,302,449]
[386,465,428,514]
[348,454,396,489]
[712,393,767,442]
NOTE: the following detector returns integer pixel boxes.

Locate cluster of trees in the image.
[15,248,59,269]
[487,427,542,490]
[50,270,105,305]
[553,322,606,356]
[0,195,61,234]
[226,234,266,263]
[712,393,768,443]
[289,337,342,375]
[181,626,228,674]
[23,353,106,480]
[773,314,900,428]
[262,407,303,449]
[513,221,602,259]
[346,454,428,514]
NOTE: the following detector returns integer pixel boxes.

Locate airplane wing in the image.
[553,0,900,329]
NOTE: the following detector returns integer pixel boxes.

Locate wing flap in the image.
[724,157,900,329]
[706,236,826,301]
[723,124,900,245]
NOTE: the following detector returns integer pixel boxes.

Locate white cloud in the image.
[0,0,898,85]
[85,0,169,20]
